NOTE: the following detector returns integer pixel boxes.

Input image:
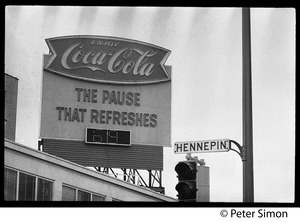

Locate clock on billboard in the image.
[85,128,131,146]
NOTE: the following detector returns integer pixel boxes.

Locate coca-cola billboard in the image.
[41,35,171,151]
[45,35,171,84]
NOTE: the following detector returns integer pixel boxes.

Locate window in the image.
[4,167,53,201]
[4,168,17,201]
[62,184,105,201]
[78,190,91,201]
[92,194,105,201]
[37,178,53,201]
[62,185,76,201]
[18,172,36,201]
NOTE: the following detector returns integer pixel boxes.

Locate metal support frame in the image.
[38,139,43,151]
[148,170,162,187]
[229,140,246,161]
[94,167,164,194]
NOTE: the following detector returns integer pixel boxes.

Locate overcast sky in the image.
[5,6,295,202]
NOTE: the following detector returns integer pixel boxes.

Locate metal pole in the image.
[242,7,254,202]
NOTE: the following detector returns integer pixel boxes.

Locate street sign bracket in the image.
[229,140,246,161]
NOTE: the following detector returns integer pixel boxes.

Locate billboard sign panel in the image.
[40,36,171,147]
[44,35,171,85]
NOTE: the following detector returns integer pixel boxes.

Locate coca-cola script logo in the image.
[44,36,171,84]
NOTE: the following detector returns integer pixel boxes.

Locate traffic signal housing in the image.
[175,160,210,202]
[175,160,198,202]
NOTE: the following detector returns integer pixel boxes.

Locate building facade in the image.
[4,139,176,202]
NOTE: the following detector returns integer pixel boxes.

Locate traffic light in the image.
[175,160,198,202]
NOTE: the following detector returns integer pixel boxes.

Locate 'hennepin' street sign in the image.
[174,139,230,154]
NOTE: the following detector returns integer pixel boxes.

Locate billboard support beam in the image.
[38,139,43,151]
[94,167,164,194]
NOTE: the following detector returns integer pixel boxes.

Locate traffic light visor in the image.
[175,161,197,180]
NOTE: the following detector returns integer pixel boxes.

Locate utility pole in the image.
[242,7,254,202]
